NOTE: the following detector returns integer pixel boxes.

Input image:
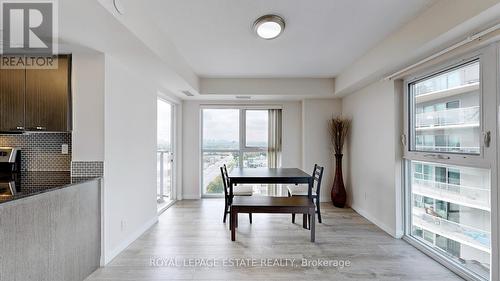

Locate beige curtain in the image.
[267,109,282,196]
[267,109,282,168]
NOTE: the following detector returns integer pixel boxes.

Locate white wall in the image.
[71,52,183,265]
[103,56,159,263]
[334,0,500,96]
[341,80,403,237]
[302,99,342,202]
[71,51,105,161]
[182,100,302,199]
[200,78,335,98]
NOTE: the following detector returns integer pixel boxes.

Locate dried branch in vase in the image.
[329,117,351,155]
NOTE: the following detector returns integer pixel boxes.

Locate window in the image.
[245,110,268,148]
[448,169,460,185]
[202,109,239,150]
[447,100,460,109]
[423,164,433,180]
[201,108,275,195]
[409,161,491,279]
[405,53,495,281]
[435,166,447,183]
[410,60,480,154]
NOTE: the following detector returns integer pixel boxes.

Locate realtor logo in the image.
[1,0,56,54]
[1,0,58,68]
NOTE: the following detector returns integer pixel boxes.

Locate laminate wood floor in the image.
[85,199,463,281]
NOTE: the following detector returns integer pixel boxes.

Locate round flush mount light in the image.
[253,14,285,40]
[113,0,125,15]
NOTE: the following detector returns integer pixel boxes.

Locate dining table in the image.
[227,167,314,229]
[228,168,314,196]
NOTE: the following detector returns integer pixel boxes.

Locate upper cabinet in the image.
[0,57,25,132]
[0,55,72,132]
[25,55,72,132]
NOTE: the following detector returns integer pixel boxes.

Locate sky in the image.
[246,110,268,146]
[203,109,268,146]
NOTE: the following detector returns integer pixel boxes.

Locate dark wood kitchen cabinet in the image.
[0,55,71,132]
[25,55,72,132]
[0,56,25,132]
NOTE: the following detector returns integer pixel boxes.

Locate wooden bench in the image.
[230,196,316,242]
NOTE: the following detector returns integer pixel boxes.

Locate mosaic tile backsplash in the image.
[71,161,104,177]
[0,133,72,171]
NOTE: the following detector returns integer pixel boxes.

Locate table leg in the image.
[229,206,232,231]
[306,176,313,230]
[310,210,315,242]
[229,180,234,205]
[302,214,307,229]
[231,209,236,241]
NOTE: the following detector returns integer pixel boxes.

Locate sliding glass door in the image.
[157,98,175,211]
[404,45,498,281]
[201,108,271,196]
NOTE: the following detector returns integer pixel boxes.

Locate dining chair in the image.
[288,164,324,224]
[221,165,253,224]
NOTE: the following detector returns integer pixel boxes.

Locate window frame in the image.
[405,55,484,164]
[199,105,281,197]
[402,44,499,281]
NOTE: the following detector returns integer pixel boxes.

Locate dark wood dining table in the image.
[228,168,314,197]
[227,168,315,231]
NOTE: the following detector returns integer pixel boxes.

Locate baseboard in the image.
[103,215,159,265]
[350,205,398,238]
[182,194,201,200]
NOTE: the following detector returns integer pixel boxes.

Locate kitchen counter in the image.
[0,172,101,281]
[0,171,100,204]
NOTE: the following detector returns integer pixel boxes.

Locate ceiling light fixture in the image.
[253,14,285,40]
[113,0,125,15]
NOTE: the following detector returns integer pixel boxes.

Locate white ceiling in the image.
[121,0,435,78]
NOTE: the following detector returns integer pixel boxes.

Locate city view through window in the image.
[410,160,491,279]
[202,109,269,195]
[412,61,480,154]
[408,60,490,280]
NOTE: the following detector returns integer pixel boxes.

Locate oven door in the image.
[0,181,16,199]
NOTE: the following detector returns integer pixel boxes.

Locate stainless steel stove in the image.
[0,147,20,200]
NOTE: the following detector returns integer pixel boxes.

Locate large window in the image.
[404,52,495,281]
[409,161,491,279]
[410,60,480,154]
[201,108,271,195]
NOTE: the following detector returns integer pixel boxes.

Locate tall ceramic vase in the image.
[331,153,346,208]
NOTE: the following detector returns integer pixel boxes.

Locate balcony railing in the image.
[412,207,490,253]
[416,106,479,128]
[413,178,490,211]
[414,145,480,154]
[157,150,172,203]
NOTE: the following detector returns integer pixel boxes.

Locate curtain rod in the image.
[384,22,500,81]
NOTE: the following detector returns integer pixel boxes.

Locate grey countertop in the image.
[0,171,101,204]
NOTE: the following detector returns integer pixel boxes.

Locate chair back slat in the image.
[311,164,324,197]
[220,165,230,197]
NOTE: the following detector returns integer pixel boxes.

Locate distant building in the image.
[410,61,490,276]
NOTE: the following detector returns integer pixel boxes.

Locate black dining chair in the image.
[221,165,253,224]
[288,164,324,224]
